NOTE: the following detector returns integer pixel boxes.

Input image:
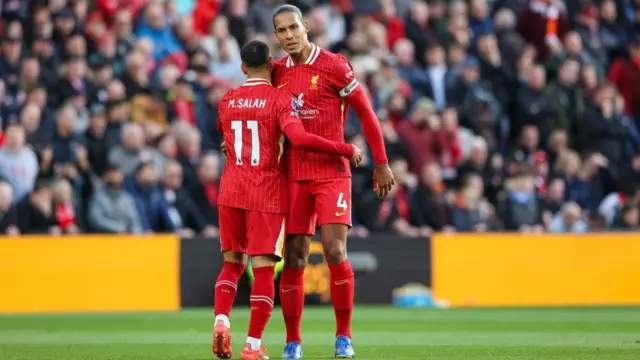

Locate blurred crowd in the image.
[0,0,639,238]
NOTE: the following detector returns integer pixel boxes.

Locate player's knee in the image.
[251,255,278,269]
[323,240,347,265]
[223,251,248,265]
[283,235,309,269]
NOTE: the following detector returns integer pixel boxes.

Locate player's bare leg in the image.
[213,251,248,359]
[321,223,356,358]
[241,254,277,360]
[280,234,311,359]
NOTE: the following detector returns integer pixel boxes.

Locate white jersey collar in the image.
[286,43,320,68]
[242,78,271,86]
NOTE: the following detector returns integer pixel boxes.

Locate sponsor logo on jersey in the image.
[291,93,319,119]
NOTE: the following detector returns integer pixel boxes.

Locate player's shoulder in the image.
[271,87,295,106]
[220,87,238,104]
[315,47,349,67]
[275,56,289,67]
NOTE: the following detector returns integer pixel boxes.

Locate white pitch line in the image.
[0,331,639,348]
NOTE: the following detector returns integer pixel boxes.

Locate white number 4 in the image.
[337,192,348,211]
[230,120,260,166]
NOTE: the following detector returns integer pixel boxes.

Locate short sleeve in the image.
[276,94,302,131]
[217,92,231,134]
[329,55,360,98]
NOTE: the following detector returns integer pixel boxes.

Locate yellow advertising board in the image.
[0,235,180,314]
[432,233,640,307]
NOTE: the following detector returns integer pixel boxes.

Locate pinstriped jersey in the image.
[217,79,300,214]
[274,44,360,181]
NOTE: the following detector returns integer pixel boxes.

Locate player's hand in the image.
[373,163,395,199]
[350,145,363,167]
[220,141,228,157]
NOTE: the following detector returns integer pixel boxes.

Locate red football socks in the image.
[214,261,246,317]
[248,266,275,339]
[280,267,305,343]
[329,260,354,338]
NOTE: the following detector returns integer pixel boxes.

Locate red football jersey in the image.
[274,44,360,181]
[217,78,300,214]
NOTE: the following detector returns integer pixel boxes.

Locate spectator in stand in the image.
[16,180,58,235]
[52,178,81,234]
[0,125,39,202]
[125,161,175,233]
[608,33,640,119]
[612,203,640,230]
[356,157,425,236]
[88,164,142,234]
[500,168,545,232]
[549,201,588,233]
[108,122,164,176]
[546,58,584,145]
[516,0,569,61]
[413,162,450,233]
[188,152,221,231]
[161,160,218,238]
[542,177,566,226]
[397,97,439,173]
[0,181,19,236]
[136,2,183,63]
[448,172,492,232]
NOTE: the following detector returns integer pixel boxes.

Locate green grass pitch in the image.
[1,306,639,359]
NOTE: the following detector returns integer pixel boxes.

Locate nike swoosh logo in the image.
[281,287,296,293]
[277,83,287,88]
[334,280,349,285]
[335,211,348,217]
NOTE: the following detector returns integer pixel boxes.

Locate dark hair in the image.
[272,4,304,29]
[459,172,481,189]
[33,177,51,193]
[135,161,155,174]
[240,40,271,69]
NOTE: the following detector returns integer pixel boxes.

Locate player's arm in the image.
[333,59,395,197]
[284,122,357,158]
[278,98,362,165]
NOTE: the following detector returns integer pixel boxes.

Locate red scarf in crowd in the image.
[530,0,561,46]
[55,203,76,230]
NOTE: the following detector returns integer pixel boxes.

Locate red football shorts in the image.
[218,205,286,258]
[287,178,352,235]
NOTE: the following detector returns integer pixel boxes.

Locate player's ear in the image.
[268,57,275,70]
[241,63,248,76]
[303,21,309,33]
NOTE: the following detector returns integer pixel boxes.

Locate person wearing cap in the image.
[52,8,79,56]
[0,31,23,92]
[85,104,110,176]
[574,4,607,69]
[86,59,114,107]
[31,31,59,88]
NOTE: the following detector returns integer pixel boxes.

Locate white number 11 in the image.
[231,120,260,166]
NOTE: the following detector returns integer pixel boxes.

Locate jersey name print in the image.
[217,79,300,214]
